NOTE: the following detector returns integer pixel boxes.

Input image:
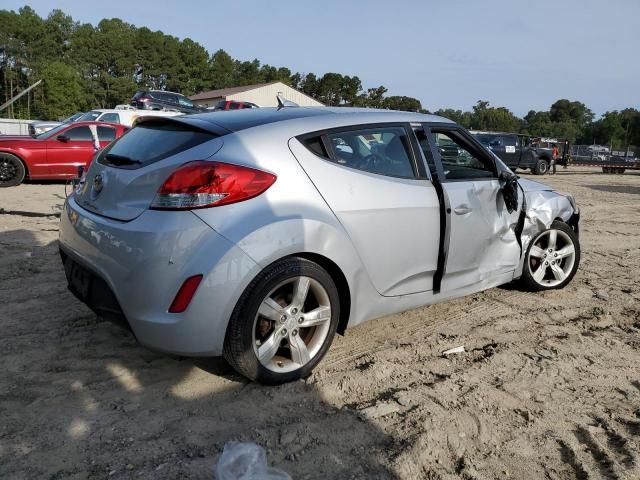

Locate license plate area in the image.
[66,258,92,301]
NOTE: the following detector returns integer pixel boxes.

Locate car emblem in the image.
[93,174,104,194]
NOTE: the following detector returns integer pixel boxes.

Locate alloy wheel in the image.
[528,229,576,287]
[252,276,332,373]
[0,159,17,182]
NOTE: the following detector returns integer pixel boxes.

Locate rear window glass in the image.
[98,122,216,169]
[97,126,117,142]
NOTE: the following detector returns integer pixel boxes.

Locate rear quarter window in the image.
[98,121,216,169]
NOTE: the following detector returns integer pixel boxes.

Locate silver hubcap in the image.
[252,276,331,373]
[528,229,576,287]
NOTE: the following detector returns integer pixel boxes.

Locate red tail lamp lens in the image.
[169,274,203,313]
[150,161,276,210]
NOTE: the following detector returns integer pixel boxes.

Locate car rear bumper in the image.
[58,196,260,356]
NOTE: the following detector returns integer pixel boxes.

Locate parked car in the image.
[77,108,182,127]
[58,108,580,384]
[130,90,206,114]
[471,131,551,175]
[0,121,127,187]
[28,112,84,136]
[210,100,259,111]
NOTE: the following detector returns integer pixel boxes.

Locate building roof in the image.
[189,81,281,101]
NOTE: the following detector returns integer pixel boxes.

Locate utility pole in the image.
[0,79,43,114]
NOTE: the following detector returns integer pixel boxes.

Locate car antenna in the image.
[276,93,299,110]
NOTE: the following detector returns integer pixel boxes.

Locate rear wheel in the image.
[533,159,549,175]
[520,221,580,291]
[224,257,339,384]
[0,153,26,187]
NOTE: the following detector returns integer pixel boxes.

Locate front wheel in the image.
[520,221,580,291]
[0,153,26,187]
[223,257,340,384]
[533,159,549,175]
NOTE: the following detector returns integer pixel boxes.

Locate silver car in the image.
[58,108,580,384]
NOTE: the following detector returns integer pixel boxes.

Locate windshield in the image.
[35,123,70,139]
[64,112,84,123]
[473,134,497,146]
[77,111,102,122]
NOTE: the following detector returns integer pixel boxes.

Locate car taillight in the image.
[138,96,151,102]
[150,161,276,210]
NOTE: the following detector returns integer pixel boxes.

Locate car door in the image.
[45,125,96,177]
[290,124,441,296]
[422,124,522,292]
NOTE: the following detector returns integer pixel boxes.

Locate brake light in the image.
[138,95,151,102]
[150,161,276,210]
[169,274,203,313]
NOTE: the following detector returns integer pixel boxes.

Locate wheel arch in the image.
[288,252,351,335]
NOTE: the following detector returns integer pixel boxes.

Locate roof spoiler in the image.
[276,93,299,109]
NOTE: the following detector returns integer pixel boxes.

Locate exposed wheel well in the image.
[292,252,351,335]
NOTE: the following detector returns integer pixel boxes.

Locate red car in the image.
[0,121,127,187]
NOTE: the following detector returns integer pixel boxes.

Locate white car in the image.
[76,108,182,127]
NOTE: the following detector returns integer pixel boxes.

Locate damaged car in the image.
[58,107,581,384]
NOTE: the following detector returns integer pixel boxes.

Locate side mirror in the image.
[56,134,70,143]
[500,172,519,213]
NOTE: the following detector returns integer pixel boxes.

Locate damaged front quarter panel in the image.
[514,178,579,278]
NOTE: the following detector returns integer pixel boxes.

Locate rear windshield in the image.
[97,121,216,170]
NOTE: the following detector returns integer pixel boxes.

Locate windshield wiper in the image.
[104,153,142,166]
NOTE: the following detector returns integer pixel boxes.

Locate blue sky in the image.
[5,0,639,117]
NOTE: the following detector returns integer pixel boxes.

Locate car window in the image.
[177,96,194,107]
[77,111,101,122]
[98,122,216,169]
[97,126,117,142]
[326,126,416,178]
[151,92,170,102]
[433,131,495,180]
[65,126,93,141]
[502,135,517,148]
[99,113,120,123]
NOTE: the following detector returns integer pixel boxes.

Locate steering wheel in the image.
[359,153,384,172]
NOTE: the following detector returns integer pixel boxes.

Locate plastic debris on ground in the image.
[215,442,291,480]
[442,346,465,356]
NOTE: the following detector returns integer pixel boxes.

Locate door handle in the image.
[453,205,473,215]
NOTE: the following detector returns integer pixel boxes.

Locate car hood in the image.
[518,178,553,193]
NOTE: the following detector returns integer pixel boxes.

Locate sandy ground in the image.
[1,168,639,480]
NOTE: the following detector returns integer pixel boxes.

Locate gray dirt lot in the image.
[1,167,639,479]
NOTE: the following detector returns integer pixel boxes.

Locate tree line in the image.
[1,6,638,148]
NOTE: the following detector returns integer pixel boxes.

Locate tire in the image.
[0,153,26,187]
[533,159,549,175]
[223,257,340,384]
[520,221,580,291]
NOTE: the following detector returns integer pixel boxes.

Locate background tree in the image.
[1,4,637,142]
